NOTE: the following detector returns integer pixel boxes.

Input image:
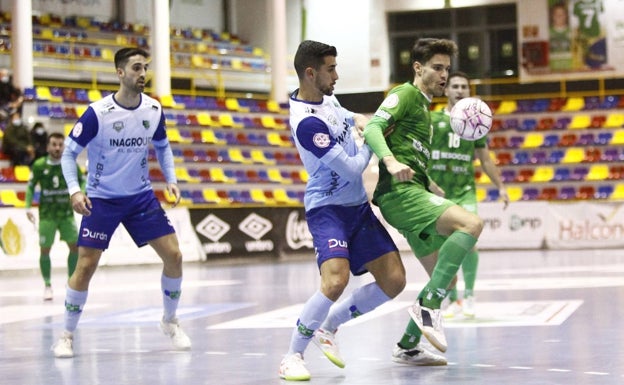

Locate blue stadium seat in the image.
[547,150,565,163]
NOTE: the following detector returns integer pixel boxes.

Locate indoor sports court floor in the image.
[1,248,623,385]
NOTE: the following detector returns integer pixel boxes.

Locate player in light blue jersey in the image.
[52,47,191,358]
[279,40,440,382]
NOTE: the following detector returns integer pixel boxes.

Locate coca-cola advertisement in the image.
[189,207,313,260]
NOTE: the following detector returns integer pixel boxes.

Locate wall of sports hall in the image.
[1,0,624,270]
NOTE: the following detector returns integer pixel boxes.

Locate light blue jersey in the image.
[289,91,371,211]
[63,93,175,199]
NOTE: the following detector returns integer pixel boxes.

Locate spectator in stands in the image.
[30,122,48,160]
[1,112,34,165]
[279,40,438,382]
[418,72,509,321]
[52,47,191,358]
[0,68,24,122]
[25,132,84,301]
[364,38,482,355]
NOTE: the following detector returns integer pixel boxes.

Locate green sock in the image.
[68,251,78,277]
[398,319,423,349]
[40,253,51,286]
[447,287,459,302]
[422,231,477,308]
[462,249,479,298]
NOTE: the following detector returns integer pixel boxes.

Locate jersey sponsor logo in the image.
[328,238,348,249]
[411,139,430,159]
[109,137,152,147]
[438,151,471,162]
[381,93,399,108]
[72,122,83,137]
[81,227,108,241]
[326,114,338,127]
[312,132,330,148]
[374,109,391,121]
[113,121,124,132]
[142,120,150,129]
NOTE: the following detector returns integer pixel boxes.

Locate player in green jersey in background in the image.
[429,72,509,319]
[25,132,85,301]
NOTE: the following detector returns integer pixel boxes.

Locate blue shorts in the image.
[306,203,398,276]
[77,190,175,250]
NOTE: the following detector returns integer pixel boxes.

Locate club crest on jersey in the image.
[142,120,150,129]
[382,94,399,108]
[312,133,330,148]
[113,121,124,132]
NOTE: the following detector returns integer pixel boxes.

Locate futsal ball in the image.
[449,97,492,141]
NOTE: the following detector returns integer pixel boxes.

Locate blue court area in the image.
[1,248,623,385]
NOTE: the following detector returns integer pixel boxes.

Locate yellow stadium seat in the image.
[251,149,275,165]
[267,168,285,183]
[228,148,252,164]
[218,113,243,128]
[477,172,491,184]
[521,133,544,148]
[496,100,517,114]
[586,164,609,181]
[175,167,200,183]
[267,100,284,114]
[604,113,624,129]
[260,115,282,129]
[14,165,30,182]
[568,114,591,130]
[252,47,265,56]
[251,189,274,204]
[75,105,88,117]
[610,130,624,145]
[166,128,192,144]
[0,190,25,207]
[209,168,234,183]
[191,54,204,67]
[562,147,585,163]
[36,86,62,102]
[202,189,223,204]
[160,95,184,109]
[561,97,584,112]
[40,28,54,39]
[611,184,624,200]
[225,97,243,112]
[88,89,102,102]
[230,58,243,70]
[531,166,554,182]
[64,123,74,136]
[299,169,309,183]
[101,48,114,61]
[273,188,298,204]
[267,132,287,147]
[197,112,215,126]
[476,187,486,202]
[201,129,225,144]
[507,186,523,202]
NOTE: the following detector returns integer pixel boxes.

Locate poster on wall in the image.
[518,0,622,82]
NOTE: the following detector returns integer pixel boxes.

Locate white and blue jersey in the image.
[63,93,175,199]
[289,91,371,211]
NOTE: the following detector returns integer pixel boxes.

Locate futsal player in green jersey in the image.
[429,72,509,319]
[25,132,84,300]
[364,38,483,356]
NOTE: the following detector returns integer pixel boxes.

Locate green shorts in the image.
[376,186,455,258]
[450,189,478,215]
[39,217,78,248]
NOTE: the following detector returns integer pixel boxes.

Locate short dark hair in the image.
[114,47,149,69]
[47,132,64,144]
[410,38,458,65]
[293,40,337,79]
[448,71,470,86]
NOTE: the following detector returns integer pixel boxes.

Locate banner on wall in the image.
[518,0,622,82]
[545,201,624,249]
[0,207,202,271]
[189,207,314,260]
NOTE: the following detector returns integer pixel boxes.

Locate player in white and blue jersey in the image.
[279,40,416,381]
[52,48,191,358]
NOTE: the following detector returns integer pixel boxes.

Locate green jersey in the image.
[367,82,432,201]
[26,157,83,220]
[428,109,486,201]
